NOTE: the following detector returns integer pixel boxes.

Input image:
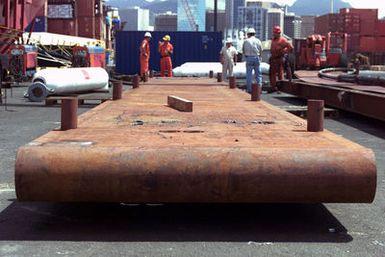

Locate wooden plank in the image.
[167,95,193,112]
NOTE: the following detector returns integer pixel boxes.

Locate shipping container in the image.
[116,31,223,75]
[376,21,385,36]
[360,36,376,52]
[47,19,78,36]
[314,14,342,35]
[347,33,360,53]
[359,36,385,53]
[342,13,360,33]
[340,8,378,22]
[78,16,96,39]
[360,21,376,36]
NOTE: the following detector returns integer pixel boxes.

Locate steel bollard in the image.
[209,70,214,78]
[307,100,324,132]
[251,84,261,101]
[61,97,78,131]
[217,72,223,82]
[112,80,123,100]
[132,75,139,88]
[229,76,236,89]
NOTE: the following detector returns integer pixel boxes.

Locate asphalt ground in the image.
[0,83,384,257]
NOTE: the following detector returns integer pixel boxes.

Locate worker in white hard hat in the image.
[158,35,174,77]
[242,27,263,93]
[219,37,237,80]
[140,32,152,81]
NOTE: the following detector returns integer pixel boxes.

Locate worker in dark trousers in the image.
[140,32,152,81]
[269,26,293,93]
[158,35,174,77]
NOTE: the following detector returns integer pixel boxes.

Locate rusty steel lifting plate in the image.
[15,77,377,203]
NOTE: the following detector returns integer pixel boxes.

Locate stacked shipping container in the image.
[315,8,385,64]
[36,0,105,40]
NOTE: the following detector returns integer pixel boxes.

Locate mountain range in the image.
[289,0,351,16]
[106,0,352,17]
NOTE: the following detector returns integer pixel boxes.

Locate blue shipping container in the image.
[116,31,222,75]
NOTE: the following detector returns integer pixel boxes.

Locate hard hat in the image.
[163,35,171,41]
[273,26,281,34]
[225,38,232,44]
[144,32,152,38]
[247,28,256,34]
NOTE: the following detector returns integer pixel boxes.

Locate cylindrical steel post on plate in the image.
[251,84,261,101]
[229,76,236,89]
[132,75,139,89]
[217,72,223,82]
[61,97,78,131]
[112,80,123,100]
[307,99,324,132]
[209,70,214,78]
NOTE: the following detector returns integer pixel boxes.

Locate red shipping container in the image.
[77,16,95,39]
[48,19,78,36]
[360,21,376,36]
[77,0,95,16]
[340,8,378,22]
[315,14,341,35]
[377,37,385,52]
[359,37,374,52]
[376,21,385,36]
[347,33,360,53]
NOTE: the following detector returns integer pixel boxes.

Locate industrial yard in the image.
[1,0,385,256]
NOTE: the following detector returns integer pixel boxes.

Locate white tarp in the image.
[173,62,270,78]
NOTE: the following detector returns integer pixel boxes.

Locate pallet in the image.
[45,92,111,106]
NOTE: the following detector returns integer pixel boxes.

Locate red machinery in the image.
[296,32,348,69]
[8,44,38,81]
[72,45,106,68]
[1,0,45,81]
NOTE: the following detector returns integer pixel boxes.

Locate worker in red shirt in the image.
[140,32,152,81]
[158,35,174,77]
[269,26,293,93]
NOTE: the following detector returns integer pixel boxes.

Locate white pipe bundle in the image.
[27,67,109,102]
[172,62,270,78]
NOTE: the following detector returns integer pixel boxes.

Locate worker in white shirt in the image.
[242,28,263,93]
[219,38,238,80]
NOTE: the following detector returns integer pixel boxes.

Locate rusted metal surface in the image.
[251,84,261,101]
[280,71,385,121]
[15,77,377,203]
[132,75,139,88]
[112,80,123,100]
[307,100,324,132]
[229,76,236,89]
[61,97,78,131]
[217,72,222,82]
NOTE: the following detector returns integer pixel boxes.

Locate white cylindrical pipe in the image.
[28,67,109,102]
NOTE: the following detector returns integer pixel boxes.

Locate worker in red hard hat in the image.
[140,32,152,81]
[158,34,174,77]
[269,25,293,93]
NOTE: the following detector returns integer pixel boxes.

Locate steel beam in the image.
[278,80,385,122]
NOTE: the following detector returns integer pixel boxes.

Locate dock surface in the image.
[15,77,376,203]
